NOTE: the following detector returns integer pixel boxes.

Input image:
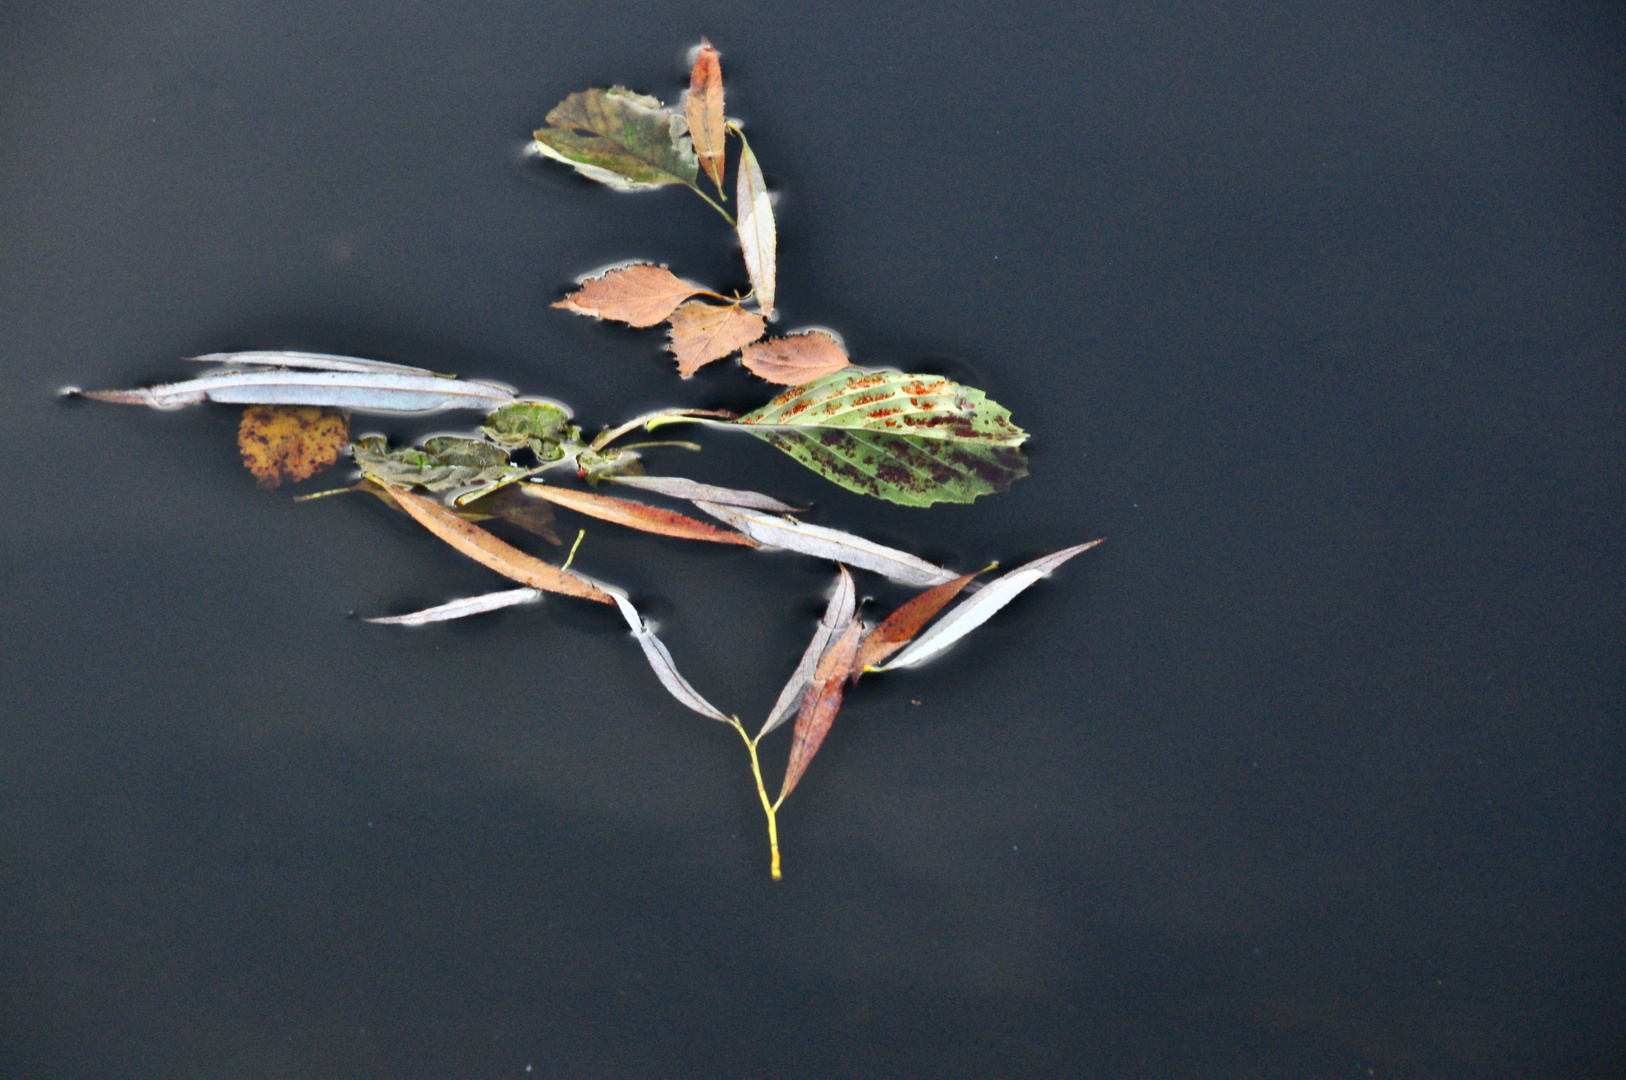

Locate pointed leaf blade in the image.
[734,132,775,318]
[365,588,541,626]
[553,264,704,327]
[189,351,440,376]
[380,486,615,604]
[692,501,957,586]
[81,371,515,413]
[779,619,863,802]
[686,38,726,193]
[607,475,803,513]
[667,301,766,376]
[608,591,731,723]
[851,569,983,677]
[520,485,758,546]
[877,540,1104,670]
[740,331,851,385]
[760,566,856,738]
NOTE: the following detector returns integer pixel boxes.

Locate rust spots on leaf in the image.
[238,405,349,488]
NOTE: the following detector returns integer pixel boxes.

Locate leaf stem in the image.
[561,529,585,571]
[730,717,782,880]
[687,182,735,225]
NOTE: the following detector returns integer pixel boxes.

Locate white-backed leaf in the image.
[364,588,540,626]
[876,540,1104,670]
[608,475,802,513]
[759,566,855,738]
[80,371,515,412]
[692,501,956,586]
[609,591,731,723]
[188,351,440,376]
[734,131,775,318]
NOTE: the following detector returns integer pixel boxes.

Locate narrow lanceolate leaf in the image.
[667,301,766,376]
[365,588,541,626]
[876,540,1105,670]
[779,619,864,802]
[739,331,851,385]
[735,370,1028,506]
[609,591,732,723]
[692,502,957,586]
[686,38,726,194]
[380,486,615,604]
[552,264,704,327]
[734,130,775,318]
[80,371,515,412]
[850,569,984,678]
[608,475,803,513]
[760,566,856,738]
[519,485,758,546]
[189,351,439,376]
[532,86,698,190]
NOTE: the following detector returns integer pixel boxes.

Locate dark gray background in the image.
[2,1,1621,1077]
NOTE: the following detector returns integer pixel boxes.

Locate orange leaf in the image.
[667,301,766,376]
[779,620,864,802]
[850,570,983,679]
[381,485,614,604]
[238,405,349,488]
[739,330,851,385]
[519,485,758,546]
[686,38,726,194]
[553,264,703,327]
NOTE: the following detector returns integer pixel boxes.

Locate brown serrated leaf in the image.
[379,485,614,604]
[238,405,349,488]
[740,330,851,385]
[850,569,984,680]
[667,301,766,376]
[779,619,864,803]
[520,485,758,546]
[553,264,704,327]
[686,38,726,195]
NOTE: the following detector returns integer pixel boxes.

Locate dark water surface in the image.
[2,1,1622,1077]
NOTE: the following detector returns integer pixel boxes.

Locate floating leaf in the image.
[352,435,522,492]
[779,619,863,802]
[740,331,850,385]
[734,130,776,318]
[238,405,349,488]
[456,484,562,544]
[608,590,731,722]
[692,501,957,586]
[760,566,856,738]
[79,370,515,413]
[190,351,439,376]
[608,475,802,513]
[365,587,541,626]
[532,86,697,190]
[520,485,758,546]
[553,264,705,328]
[379,486,615,605]
[686,38,726,195]
[480,400,577,461]
[667,301,766,376]
[875,540,1104,670]
[735,370,1028,506]
[850,569,984,678]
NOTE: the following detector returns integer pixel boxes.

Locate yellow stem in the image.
[731,718,782,880]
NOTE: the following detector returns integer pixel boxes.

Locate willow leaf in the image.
[365,588,541,626]
[692,502,956,586]
[79,371,515,413]
[760,566,856,738]
[608,591,731,723]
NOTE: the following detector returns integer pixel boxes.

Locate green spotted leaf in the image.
[532,87,698,191]
[481,401,577,462]
[352,435,523,492]
[734,371,1029,506]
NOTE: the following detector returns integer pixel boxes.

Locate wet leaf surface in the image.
[364,587,541,626]
[850,569,984,677]
[454,483,561,544]
[238,405,349,488]
[734,130,776,317]
[520,484,758,546]
[80,369,515,412]
[667,301,766,376]
[609,590,732,722]
[740,330,851,385]
[532,86,697,190]
[352,435,523,492]
[552,264,704,327]
[686,39,726,195]
[779,619,864,802]
[480,400,576,461]
[607,474,803,513]
[692,502,957,585]
[761,566,855,738]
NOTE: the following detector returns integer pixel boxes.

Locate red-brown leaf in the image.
[553,264,702,327]
[779,620,863,802]
[739,330,851,386]
[850,569,983,680]
[520,485,758,546]
[686,38,726,194]
[667,301,766,376]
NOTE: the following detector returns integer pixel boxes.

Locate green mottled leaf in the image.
[733,371,1029,506]
[481,401,577,461]
[353,435,523,492]
[532,87,698,190]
